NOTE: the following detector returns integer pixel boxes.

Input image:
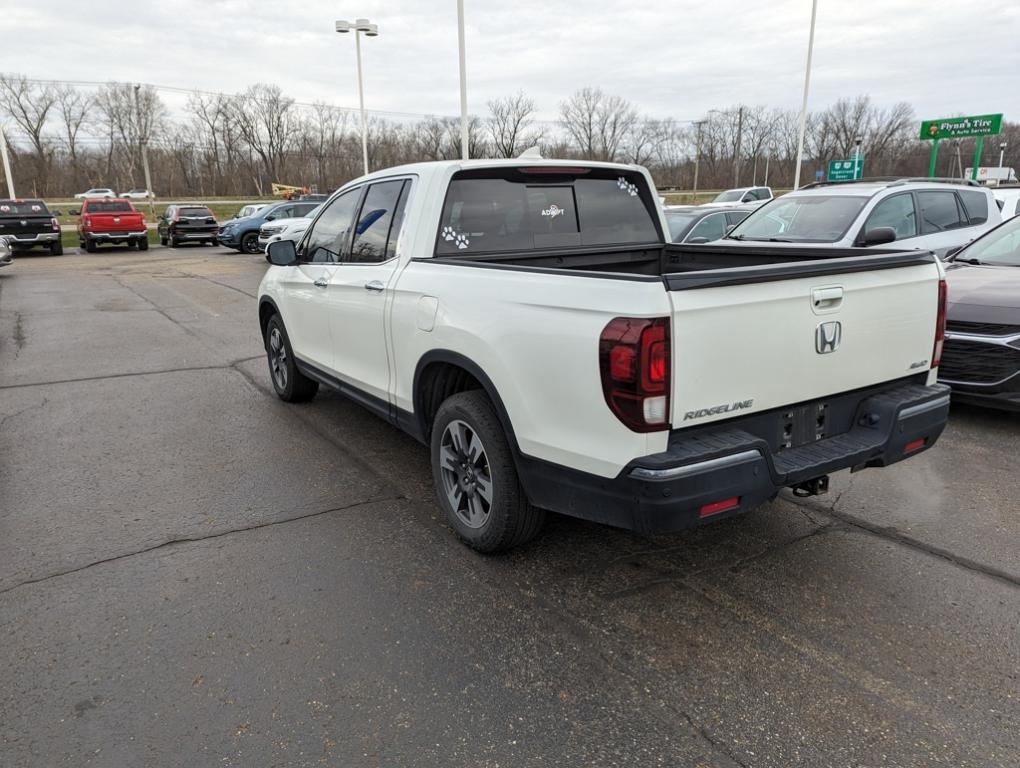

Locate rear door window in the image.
[179,207,212,217]
[347,180,407,264]
[436,170,658,256]
[685,212,729,242]
[917,191,967,233]
[958,189,989,224]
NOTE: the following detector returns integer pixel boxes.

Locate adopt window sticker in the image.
[541,204,566,219]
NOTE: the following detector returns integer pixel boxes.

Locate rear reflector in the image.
[700,496,740,518]
[903,438,926,455]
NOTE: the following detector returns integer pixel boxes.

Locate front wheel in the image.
[264,315,318,402]
[241,232,260,254]
[430,390,545,553]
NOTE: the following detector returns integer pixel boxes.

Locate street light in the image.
[999,141,1008,169]
[336,17,379,176]
[792,0,819,189]
[853,135,863,180]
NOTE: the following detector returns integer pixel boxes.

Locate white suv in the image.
[726,179,1000,257]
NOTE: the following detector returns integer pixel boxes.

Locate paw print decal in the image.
[454,233,470,249]
[616,177,639,196]
[441,226,457,241]
[442,226,470,249]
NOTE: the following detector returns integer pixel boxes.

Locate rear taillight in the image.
[82,215,91,227]
[932,278,948,369]
[50,217,59,231]
[599,317,671,432]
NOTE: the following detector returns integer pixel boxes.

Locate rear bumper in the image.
[172,230,217,240]
[8,232,59,245]
[86,230,148,241]
[517,381,950,534]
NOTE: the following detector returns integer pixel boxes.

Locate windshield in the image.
[665,212,698,240]
[0,200,50,215]
[729,195,868,242]
[956,216,1020,266]
[712,190,744,203]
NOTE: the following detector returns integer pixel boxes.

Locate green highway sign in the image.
[920,114,1002,141]
[827,158,864,182]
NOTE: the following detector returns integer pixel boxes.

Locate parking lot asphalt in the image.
[1,244,1018,767]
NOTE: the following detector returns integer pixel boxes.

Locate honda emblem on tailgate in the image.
[815,321,842,354]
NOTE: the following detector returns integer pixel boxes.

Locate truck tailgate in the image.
[87,213,145,232]
[666,253,941,426]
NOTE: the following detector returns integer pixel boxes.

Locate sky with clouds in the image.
[10,0,1020,127]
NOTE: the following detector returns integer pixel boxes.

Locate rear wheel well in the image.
[417,362,484,439]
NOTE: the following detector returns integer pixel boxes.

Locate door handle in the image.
[364,280,385,293]
[812,286,843,310]
[313,277,328,288]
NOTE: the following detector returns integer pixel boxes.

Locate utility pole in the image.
[793,0,819,189]
[733,106,744,187]
[692,120,705,198]
[0,126,15,198]
[134,85,155,218]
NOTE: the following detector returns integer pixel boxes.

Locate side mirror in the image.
[266,239,297,266]
[741,195,753,203]
[725,224,737,234]
[862,226,897,246]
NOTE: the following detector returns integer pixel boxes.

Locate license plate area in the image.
[778,402,828,450]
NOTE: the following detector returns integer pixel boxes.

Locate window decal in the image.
[441,225,470,250]
[616,177,639,197]
[541,204,566,219]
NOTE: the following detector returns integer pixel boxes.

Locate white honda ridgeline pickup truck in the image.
[257,159,950,552]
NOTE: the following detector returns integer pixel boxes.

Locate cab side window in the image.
[302,189,362,263]
[347,180,409,264]
[863,193,916,240]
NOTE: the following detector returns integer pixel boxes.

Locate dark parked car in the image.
[217,200,319,254]
[940,214,1020,410]
[663,205,753,243]
[0,236,13,268]
[158,204,219,247]
[0,199,62,254]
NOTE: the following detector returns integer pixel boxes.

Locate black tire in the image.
[168,235,178,248]
[430,390,545,553]
[85,238,97,253]
[264,315,318,403]
[50,240,64,256]
[137,238,149,251]
[241,232,260,254]
[159,233,167,246]
[210,238,218,247]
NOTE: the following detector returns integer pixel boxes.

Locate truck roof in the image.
[796,178,987,197]
[350,157,641,185]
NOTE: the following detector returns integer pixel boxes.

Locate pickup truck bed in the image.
[258,158,950,552]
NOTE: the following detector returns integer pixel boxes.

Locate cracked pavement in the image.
[1,246,1018,767]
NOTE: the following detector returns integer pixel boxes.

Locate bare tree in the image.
[559,87,638,162]
[55,86,91,190]
[487,91,542,158]
[0,74,58,194]
[230,83,297,190]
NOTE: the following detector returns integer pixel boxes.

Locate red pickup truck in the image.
[77,199,148,251]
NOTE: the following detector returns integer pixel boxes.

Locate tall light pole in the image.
[733,105,744,187]
[853,135,863,180]
[793,0,819,190]
[134,84,156,218]
[336,18,379,176]
[456,0,469,160]
[999,141,1008,169]
[0,126,15,198]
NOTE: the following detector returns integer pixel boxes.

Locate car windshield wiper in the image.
[954,256,983,265]
[730,235,793,243]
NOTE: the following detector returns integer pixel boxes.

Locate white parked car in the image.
[235,203,269,220]
[725,179,1001,258]
[119,188,152,200]
[701,186,773,208]
[74,188,115,199]
[993,187,1020,219]
[256,158,950,553]
[257,205,322,251]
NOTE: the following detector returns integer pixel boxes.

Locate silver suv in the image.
[725,179,1001,257]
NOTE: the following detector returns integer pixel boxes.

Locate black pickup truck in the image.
[0,199,63,255]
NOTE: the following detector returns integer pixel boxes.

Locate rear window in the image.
[88,201,133,213]
[179,206,212,217]
[958,189,988,225]
[436,169,658,255]
[0,200,50,215]
[917,191,967,234]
